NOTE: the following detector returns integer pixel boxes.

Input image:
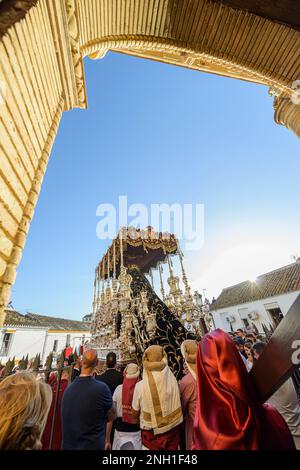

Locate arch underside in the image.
[0,0,300,325]
[77,0,300,138]
[79,0,300,94]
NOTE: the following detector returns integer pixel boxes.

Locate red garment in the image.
[179,372,197,450]
[42,379,69,450]
[142,426,180,450]
[122,376,140,424]
[48,372,57,386]
[192,329,295,450]
[64,347,73,359]
[259,403,296,450]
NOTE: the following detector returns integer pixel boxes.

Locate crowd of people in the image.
[0,328,300,451]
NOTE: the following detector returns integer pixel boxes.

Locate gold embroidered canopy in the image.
[97,227,179,279]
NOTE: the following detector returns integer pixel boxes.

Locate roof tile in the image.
[4,310,90,331]
[211,262,300,310]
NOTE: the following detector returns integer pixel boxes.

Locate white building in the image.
[82,313,92,323]
[0,310,91,364]
[211,261,300,333]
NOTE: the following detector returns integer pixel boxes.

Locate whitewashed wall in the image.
[0,328,47,363]
[212,291,300,333]
[0,328,91,363]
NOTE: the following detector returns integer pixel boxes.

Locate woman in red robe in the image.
[192,329,295,450]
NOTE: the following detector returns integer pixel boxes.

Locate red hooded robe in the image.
[192,329,295,450]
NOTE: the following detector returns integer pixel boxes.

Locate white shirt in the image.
[113,384,123,418]
[239,352,249,370]
[112,384,142,451]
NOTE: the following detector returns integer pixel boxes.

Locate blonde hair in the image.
[0,372,52,450]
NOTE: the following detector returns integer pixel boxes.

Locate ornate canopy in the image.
[97,227,179,279]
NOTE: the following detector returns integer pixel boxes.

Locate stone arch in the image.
[79,1,298,95]
[0,0,300,325]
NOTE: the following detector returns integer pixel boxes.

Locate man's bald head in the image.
[82,349,98,373]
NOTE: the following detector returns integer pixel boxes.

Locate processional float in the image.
[90,227,213,378]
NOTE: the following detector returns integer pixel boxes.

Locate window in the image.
[242,318,250,329]
[268,307,283,327]
[66,334,71,347]
[0,333,13,356]
[264,303,283,328]
[53,340,58,352]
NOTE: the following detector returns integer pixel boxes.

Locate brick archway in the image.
[0,0,300,324]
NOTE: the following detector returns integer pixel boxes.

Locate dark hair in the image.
[233,337,244,346]
[244,341,253,350]
[106,352,117,369]
[236,328,244,333]
[252,341,267,357]
[256,334,265,341]
[68,354,75,366]
[245,335,254,343]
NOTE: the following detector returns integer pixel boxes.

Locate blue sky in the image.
[11,52,300,319]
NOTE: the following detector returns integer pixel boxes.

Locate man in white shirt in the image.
[106,363,141,450]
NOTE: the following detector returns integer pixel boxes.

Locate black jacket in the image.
[96,369,123,395]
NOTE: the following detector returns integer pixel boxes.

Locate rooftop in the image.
[3,310,91,331]
[211,261,300,310]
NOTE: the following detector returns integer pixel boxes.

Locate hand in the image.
[105,441,112,451]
